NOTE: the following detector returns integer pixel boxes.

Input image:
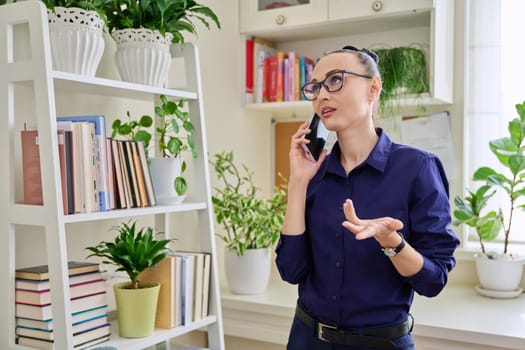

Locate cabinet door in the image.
[240,0,328,33]
[329,0,433,21]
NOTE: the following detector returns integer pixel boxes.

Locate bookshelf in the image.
[0,1,224,349]
[240,0,454,118]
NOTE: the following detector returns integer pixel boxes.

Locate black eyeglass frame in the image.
[301,69,373,101]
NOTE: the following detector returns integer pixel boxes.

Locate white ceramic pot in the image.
[112,28,173,87]
[475,252,524,292]
[47,6,105,76]
[148,157,185,205]
[224,247,271,295]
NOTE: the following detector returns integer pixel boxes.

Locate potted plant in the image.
[453,100,525,296]
[102,0,221,87]
[210,151,286,294]
[85,221,172,337]
[41,0,109,75]
[112,94,198,204]
[375,45,429,116]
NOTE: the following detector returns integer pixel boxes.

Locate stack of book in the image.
[15,261,110,349]
[139,251,212,329]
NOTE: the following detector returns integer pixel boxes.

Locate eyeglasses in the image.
[301,69,372,101]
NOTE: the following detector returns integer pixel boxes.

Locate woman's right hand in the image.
[289,120,327,184]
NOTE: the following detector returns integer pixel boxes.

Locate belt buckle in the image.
[317,322,337,342]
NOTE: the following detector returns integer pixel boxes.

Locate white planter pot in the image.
[47,7,105,76]
[112,28,173,87]
[475,252,524,292]
[149,157,185,205]
[225,247,271,295]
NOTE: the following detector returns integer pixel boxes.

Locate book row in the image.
[15,262,110,349]
[21,115,156,214]
[245,36,316,104]
[139,252,212,329]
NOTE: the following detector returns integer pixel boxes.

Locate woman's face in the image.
[311,53,378,132]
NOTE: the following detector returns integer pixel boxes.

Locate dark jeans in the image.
[286,315,415,350]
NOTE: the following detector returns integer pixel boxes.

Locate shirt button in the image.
[332,295,337,301]
[335,261,341,268]
[335,232,341,238]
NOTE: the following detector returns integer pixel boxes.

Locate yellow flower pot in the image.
[113,281,160,338]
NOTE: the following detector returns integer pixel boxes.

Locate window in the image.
[465,0,525,249]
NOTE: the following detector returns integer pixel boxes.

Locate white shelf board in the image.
[103,316,217,350]
[51,71,198,101]
[62,202,208,224]
[244,93,452,118]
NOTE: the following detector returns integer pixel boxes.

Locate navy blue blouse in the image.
[276,128,459,328]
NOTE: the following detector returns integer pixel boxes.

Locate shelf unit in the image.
[240,0,454,118]
[0,1,224,349]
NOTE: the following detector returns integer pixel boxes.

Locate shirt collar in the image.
[323,128,392,177]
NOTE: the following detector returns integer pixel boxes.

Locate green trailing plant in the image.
[103,0,221,44]
[453,100,525,255]
[85,221,172,289]
[111,95,198,195]
[210,151,287,256]
[375,46,429,115]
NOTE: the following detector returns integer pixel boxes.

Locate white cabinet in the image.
[240,0,328,34]
[328,0,433,21]
[239,0,453,118]
[0,1,224,349]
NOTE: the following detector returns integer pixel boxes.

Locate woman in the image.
[275,46,460,350]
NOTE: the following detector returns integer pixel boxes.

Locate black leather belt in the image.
[295,303,412,350]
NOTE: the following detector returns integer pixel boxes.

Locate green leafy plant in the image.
[375,46,429,115]
[103,0,221,44]
[41,0,111,22]
[111,95,198,195]
[453,100,525,255]
[85,221,172,289]
[210,151,287,256]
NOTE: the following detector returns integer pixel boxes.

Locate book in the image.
[57,115,110,212]
[130,141,149,207]
[110,139,128,209]
[56,121,75,214]
[16,279,105,305]
[136,140,156,206]
[171,253,195,325]
[16,305,107,331]
[201,253,211,319]
[17,324,110,349]
[15,262,100,281]
[21,128,68,214]
[245,36,254,104]
[78,122,97,213]
[138,255,181,328]
[16,313,108,339]
[174,252,208,321]
[253,37,276,104]
[16,271,104,292]
[15,292,107,321]
[124,140,140,207]
[117,140,134,208]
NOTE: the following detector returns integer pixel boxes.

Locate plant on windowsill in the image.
[111,94,198,202]
[85,221,172,337]
[102,0,221,86]
[210,151,286,294]
[374,45,429,116]
[453,100,525,296]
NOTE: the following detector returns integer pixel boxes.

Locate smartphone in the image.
[302,112,329,162]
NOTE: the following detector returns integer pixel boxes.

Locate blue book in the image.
[56,115,111,211]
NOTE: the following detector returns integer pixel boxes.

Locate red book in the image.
[265,55,279,103]
[245,37,254,103]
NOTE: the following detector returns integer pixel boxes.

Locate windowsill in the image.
[221,282,525,349]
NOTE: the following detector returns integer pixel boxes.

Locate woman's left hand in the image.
[342,199,403,242]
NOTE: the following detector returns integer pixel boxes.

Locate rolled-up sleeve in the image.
[275,233,312,284]
[406,155,460,297]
